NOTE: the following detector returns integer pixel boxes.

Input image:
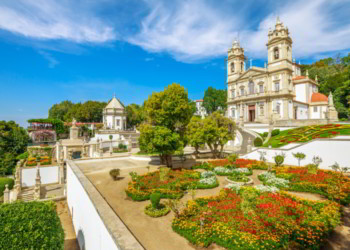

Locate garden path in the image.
[56,201,79,250]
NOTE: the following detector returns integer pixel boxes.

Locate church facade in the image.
[226,17,338,124]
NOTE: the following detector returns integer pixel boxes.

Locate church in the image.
[226,17,338,125]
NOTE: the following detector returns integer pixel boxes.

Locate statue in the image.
[328,92,334,107]
[72,118,77,128]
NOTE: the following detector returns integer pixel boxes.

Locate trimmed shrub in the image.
[16,152,28,160]
[227,154,238,164]
[271,129,280,136]
[150,193,161,209]
[109,169,121,181]
[0,178,14,197]
[0,201,64,249]
[254,137,263,147]
[144,203,170,217]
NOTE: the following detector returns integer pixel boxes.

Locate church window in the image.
[259,84,264,93]
[231,89,235,98]
[240,88,245,96]
[241,62,244,71]
[231,62,235,72]
[116,119,120,126]
[249,81,254,94]
[231,108,235,117]
[313,106,318,112]
[274,47,279,60]
[274,82,280,92]
[260,105,264,115]
[276,103,281,114]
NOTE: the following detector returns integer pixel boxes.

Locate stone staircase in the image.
[17,188,35,202]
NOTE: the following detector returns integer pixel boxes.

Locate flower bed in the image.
[26,156,52,166]
[193,159,258,170]
[126,169,219,201]
[172,187,341,249]
[263,124,350,148]
[144,203,170,217]
[227,175,250,183]
[214,167,252,176]
[258,172,290,188]
[274,167,350,204]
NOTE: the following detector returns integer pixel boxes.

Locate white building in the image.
[195,99,207,118]
[226,17,338,124]
[103,96,127,130]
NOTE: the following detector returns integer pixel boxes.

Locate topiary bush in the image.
[109,169,121,181]
[150,192,161,209]
[0,178,14,197]
[271,129,280,137]
[0,201,64,249]
[274,153,286,167]
[254,137,263,147]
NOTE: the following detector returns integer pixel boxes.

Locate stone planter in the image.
[225,176,254,186]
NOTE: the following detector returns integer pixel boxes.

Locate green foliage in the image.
[109,135,113,140]
[0,121,29,176]
[306,164,318,174]
[274,152,286,167]
[271,129,280,137]
[202,87,227,114]
[292,152,306,166]
[0,177,14,196]
[0,201,64,249]
[144,203,170,217]
[203,112,236,158]
[109,169,121,181]
[150,192,162,209]
[27,118,65,135]
[48,100,106,122]
[186,116,206,153]
[125,103,145,128]
[253,137,263,147]
[140,83,194,167]
[227,154,238,164]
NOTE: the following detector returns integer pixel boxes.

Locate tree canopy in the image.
[202,87,227,114]
[140,83,195,167]
[0,121,29,175]
[300,53,350,119]
[125,103,145,129]
[48,100,106,122]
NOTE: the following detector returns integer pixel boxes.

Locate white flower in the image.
[201,171,215,178]
[214,167,233,174]
[258,172,276,180]
[232,168,250,174]
[266,177,289,188]
[198,176,217,185]
[255,185,280,193]
[225,183,243,191]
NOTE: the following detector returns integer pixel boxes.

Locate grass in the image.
[262,124,350,148]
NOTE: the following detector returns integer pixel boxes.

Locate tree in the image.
[202,87,227,114]
[48,100,74,121]
[186,116,206,155]
[292,152,306,166]
[139,124,182,168]
[125,104,145,128]
[203,112,236,158]
[0,121,29,175]
[140,83,194,167]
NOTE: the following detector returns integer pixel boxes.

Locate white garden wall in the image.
[21,166,59,187]
[66,161,143,250]
[243,139,350,170]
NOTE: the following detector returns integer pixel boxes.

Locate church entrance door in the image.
[248,105,255,122]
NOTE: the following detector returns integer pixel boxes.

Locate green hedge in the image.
[254,137,263,147]
[0,201,64,249]
[0,178,14,197]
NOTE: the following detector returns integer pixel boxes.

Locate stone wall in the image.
[274,119,329,127]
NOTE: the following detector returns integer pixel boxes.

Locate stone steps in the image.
[18,188,35,202]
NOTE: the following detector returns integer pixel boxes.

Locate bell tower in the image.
[227,40,245,82]
[267,17,293,65]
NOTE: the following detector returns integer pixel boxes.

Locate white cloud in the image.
[0,0,116,43]
[38,51,59,68]
[128,0,350,62]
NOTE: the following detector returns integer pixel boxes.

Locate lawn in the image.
[125,168,219,201]
[262,124,350,148]
[172,187,341,249]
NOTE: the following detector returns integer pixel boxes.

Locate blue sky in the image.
[0,0,350,127]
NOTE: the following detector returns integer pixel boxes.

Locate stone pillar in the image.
[327,92,338,122]
[283,99,289,119]
[59,162,65,184]
[247,138,252,153]
[109,141,113,155]
[3,184,10,203]
[34,167,41,201]
[14,162,21,195]
[99,140,104,157]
